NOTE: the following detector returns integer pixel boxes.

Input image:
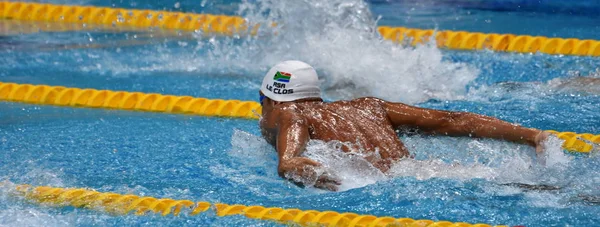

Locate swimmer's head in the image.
[260,60,321,103]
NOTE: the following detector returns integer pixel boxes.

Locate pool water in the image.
[1,0,599,226]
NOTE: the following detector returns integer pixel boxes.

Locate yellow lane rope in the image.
[0,1,255,36]
[0,82,261,119]
[0,17,193,36]
[8,183,509,227]
[0,19,94,35]
[546,130,599,153]
[377,26,600,57]
[1,81,597,153]
[1,1,599,56]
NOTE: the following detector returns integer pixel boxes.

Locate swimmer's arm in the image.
[276,111,340,190]
[381,100,546,147]
[276,111,311,165]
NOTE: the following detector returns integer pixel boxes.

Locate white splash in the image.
[232,0,480,103]
[228,130,571,191]
[391,135,571,184]
[387,158,499,181]
[301,140,387,191]
[73,0,479,104]
[228,130,388,191]
[0,172,70,227]
[0,207,76,227]
[538,136,572,168]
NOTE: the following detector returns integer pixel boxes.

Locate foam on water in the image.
[229,130,387,191]
[0,176,71,227]
[233,0,479,103]
[226,130,304,196]
[48,0,481,104]
[2,0,599,225]
[301,140,388,191]
[388,136,572,186]
[229,129,574,192]
[0,207,76,227]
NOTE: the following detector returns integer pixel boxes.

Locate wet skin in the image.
[259,96,549,191]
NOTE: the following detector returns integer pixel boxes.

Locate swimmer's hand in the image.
[534,131,551,165]
[534,131,550,154]
[278,157,341,191]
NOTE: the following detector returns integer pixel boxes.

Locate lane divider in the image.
[0,18,190,35]
[0,1,255,36]
[0,82,600,153]
[1,1,599,56]
[0,81,597,153]
[546,130,599,153]
[0,82,261,119]
[9,183,510,227]
[0,19,92,35]
[378,26,600,57]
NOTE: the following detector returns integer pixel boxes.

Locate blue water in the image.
[1,0,600,226]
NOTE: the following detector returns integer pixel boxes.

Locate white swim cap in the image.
[260,60,321,102]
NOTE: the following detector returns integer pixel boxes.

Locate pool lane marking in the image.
[0,81,261,119]
[1,1,599,57]
[0,1,255,36]
[6,183,510,227]
[377,26,600,57]
[0,81,597,153]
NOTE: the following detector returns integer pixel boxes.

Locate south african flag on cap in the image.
[273,71,292,83]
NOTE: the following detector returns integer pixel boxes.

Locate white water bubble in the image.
[539,136,572,168]
[76,0,479,105]
[302,140,387,191]
[227,129,577,192]
[233,0,479,104]
[228,130,387,191]
[0,208,76,227]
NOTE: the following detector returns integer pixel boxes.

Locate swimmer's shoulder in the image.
[274,97,388,115]
[274,102,303,111]
[272,103,308,122]
[325,97,385,106]
[353,97,385,103]
[349,97,387,109]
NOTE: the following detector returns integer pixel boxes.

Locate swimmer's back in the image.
[280,97,409,162]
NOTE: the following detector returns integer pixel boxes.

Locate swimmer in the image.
[495,69,600,95]
[259,60,550,191]
[547,71,600,94]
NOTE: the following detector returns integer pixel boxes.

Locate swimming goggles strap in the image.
[259,94,265,106]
